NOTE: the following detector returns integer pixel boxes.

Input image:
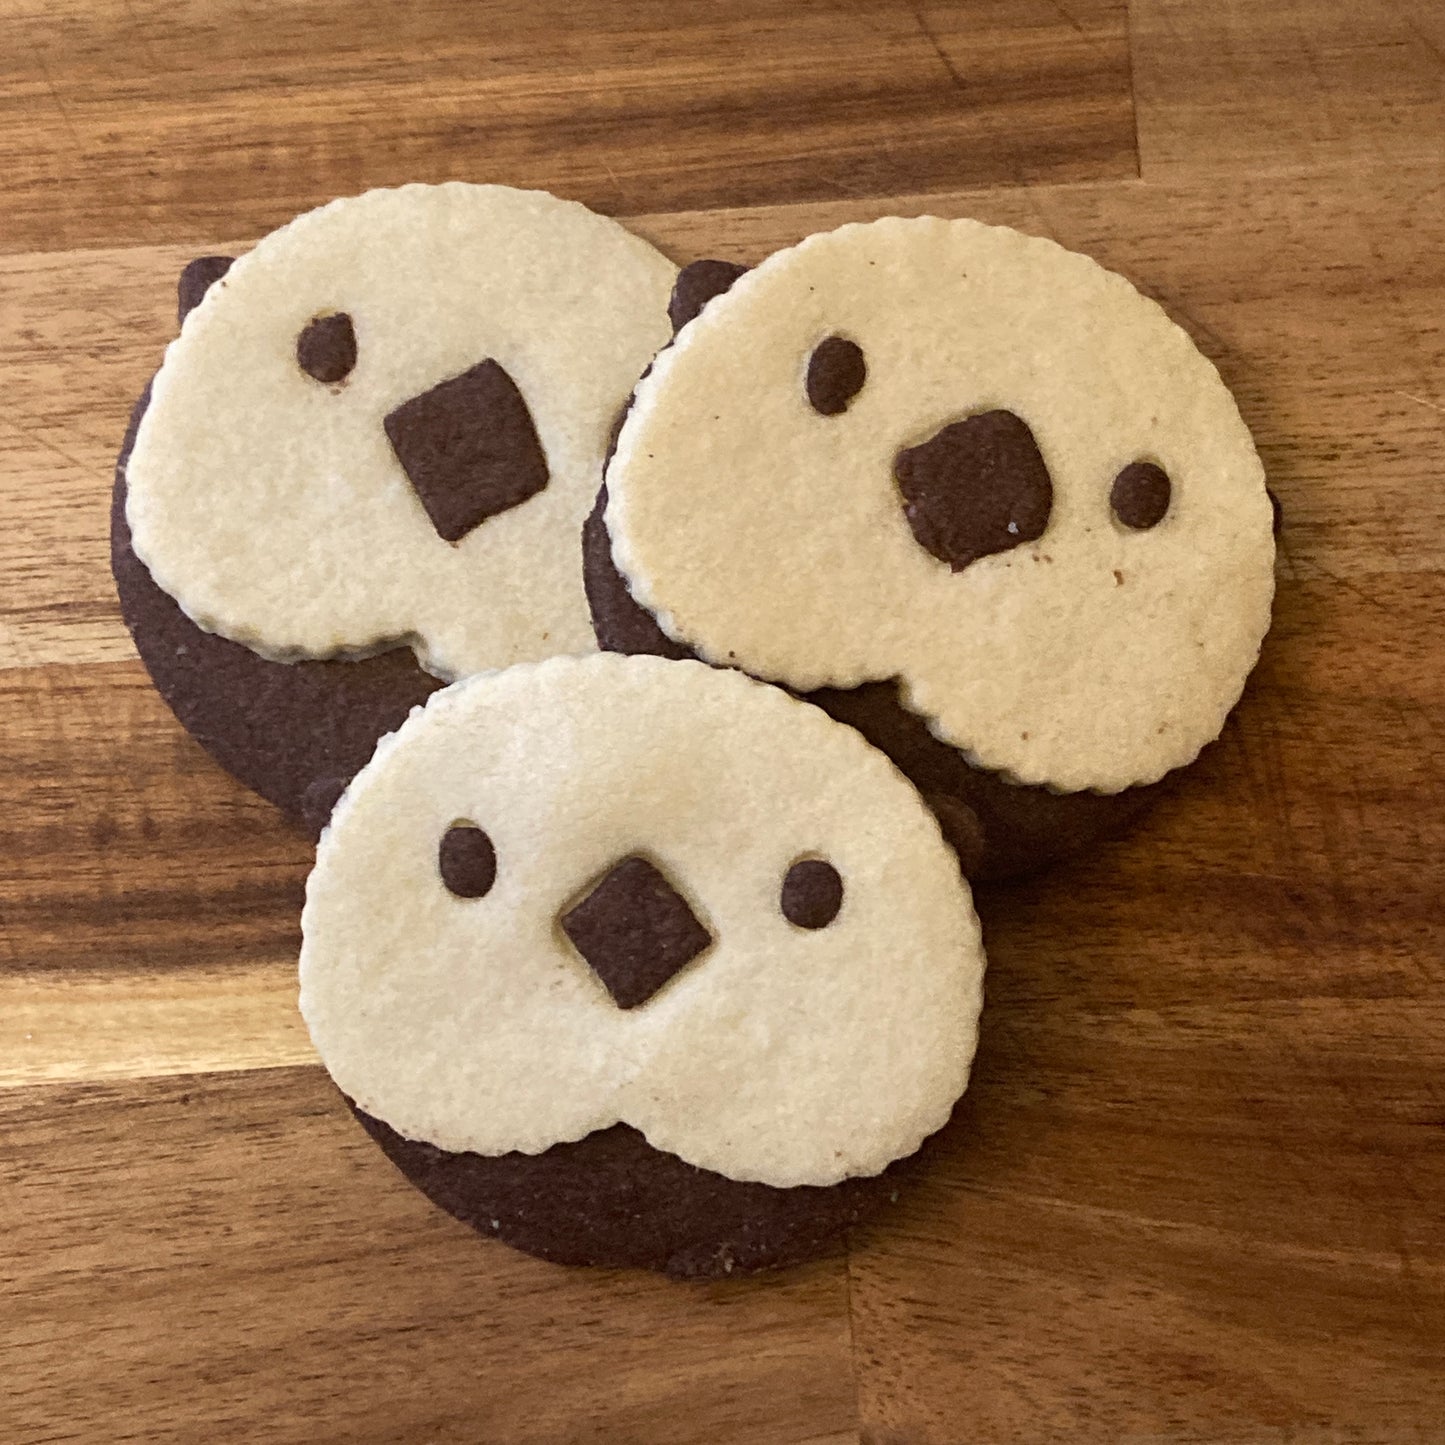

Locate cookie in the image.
[115,184,677,830]
[599,220,1276,834]
[585,258,1163,879]
[299,653,985,1275]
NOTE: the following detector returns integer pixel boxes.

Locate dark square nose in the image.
[894,409,1052,571]
[560,856,712,1010]
[383,359,549,543]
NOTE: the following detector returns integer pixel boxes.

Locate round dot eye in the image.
[805,336,866,416]
[296,312,357,384]
[439,823,496,899]
[781,858,844,929]
[1111,461,1171,529]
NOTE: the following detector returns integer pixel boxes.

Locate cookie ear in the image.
[667,259,749,334]
[177,255,235,325]
[602,261,738,462]
[300,774,351,837]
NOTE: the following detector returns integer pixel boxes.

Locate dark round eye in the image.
[439,823,496,899]
[296,312,357,384]
[805,336,866,416]
[1111,461,1171,529]
[780,859,844,929]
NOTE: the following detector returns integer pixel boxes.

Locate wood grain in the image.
[2,0,1444,1440]
[0,661,312,1088]
[0,0,1133,255]
[1132,0,1445,178]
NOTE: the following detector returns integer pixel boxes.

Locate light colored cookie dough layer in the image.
[606,217,1275,793]
[127,183,677,680]
[300,655,985,1188]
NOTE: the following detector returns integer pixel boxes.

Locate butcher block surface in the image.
[2,1,1443,1440]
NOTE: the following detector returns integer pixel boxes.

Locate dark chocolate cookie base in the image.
[112,388,442,836]
[352,1103,912,1279]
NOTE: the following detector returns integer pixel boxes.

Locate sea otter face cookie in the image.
[300,655,983,1225]
[604,218,1276,794]
[125,184,677,681]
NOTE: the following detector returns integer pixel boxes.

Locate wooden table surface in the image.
[3,2,1443,1440]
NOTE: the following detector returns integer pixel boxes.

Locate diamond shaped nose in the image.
[560,856,712,1009]
[894,409,1052,571]
[383,359,549,543]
